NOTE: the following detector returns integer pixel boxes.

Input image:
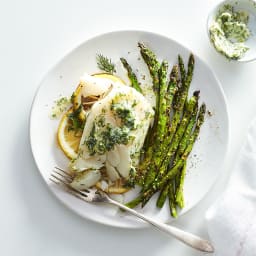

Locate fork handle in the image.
[107,197,214,253]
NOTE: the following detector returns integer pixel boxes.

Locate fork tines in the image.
[52,166,73,182]
[50,167,88,199]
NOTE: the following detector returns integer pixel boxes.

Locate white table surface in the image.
[1,0,256,255]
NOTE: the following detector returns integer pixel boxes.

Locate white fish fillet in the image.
[71,73,154,183]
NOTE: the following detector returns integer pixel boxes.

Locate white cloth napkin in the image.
[206,120,256,256]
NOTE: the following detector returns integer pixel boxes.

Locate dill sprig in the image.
[96,54,116,74]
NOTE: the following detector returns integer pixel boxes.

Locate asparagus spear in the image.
[175,162,187,208]
[138,42,161,135]
[138,42,160,149]
[178,55,186,86]
[168,65,179,92]
[138,42,160,92]
[166,65,179,132]
[120,57,143,93]
[156,64,179,163]
[157,60,169,141]
[174,103,206,208]
[135,43,161,184]
[171,100,199,209]
[157,180,177,216]
[185,54,195,89]
[142,61,168,190]
[174,100,199,164]
[156,183,169,208]
[172,54,194,114]
[125,194,143,209]
[168,181,177,218]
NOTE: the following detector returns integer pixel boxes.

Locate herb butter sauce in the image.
[209,4,250,60]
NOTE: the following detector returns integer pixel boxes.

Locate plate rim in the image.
[29,29,230,229]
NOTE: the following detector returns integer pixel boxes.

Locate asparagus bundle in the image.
[126,103,206,210]
[124,43,206,217]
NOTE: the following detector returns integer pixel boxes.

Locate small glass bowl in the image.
[207,0,256,62]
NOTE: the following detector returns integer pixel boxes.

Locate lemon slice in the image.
[93,73,125,83]
[108,184,130,194]
[96,179,130,194]
[57,109,82,159]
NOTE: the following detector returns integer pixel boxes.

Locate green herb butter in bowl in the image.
[207,0,256,62]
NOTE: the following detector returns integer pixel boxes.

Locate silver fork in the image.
[50,167,214,253]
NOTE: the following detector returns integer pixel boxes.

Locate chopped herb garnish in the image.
[51,96,70,119]
[85,123,130,155]
[111,103,135,129]
[68,105,85,132]
[85,123,97,154]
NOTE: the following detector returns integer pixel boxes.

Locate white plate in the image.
[30,30,229,228]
